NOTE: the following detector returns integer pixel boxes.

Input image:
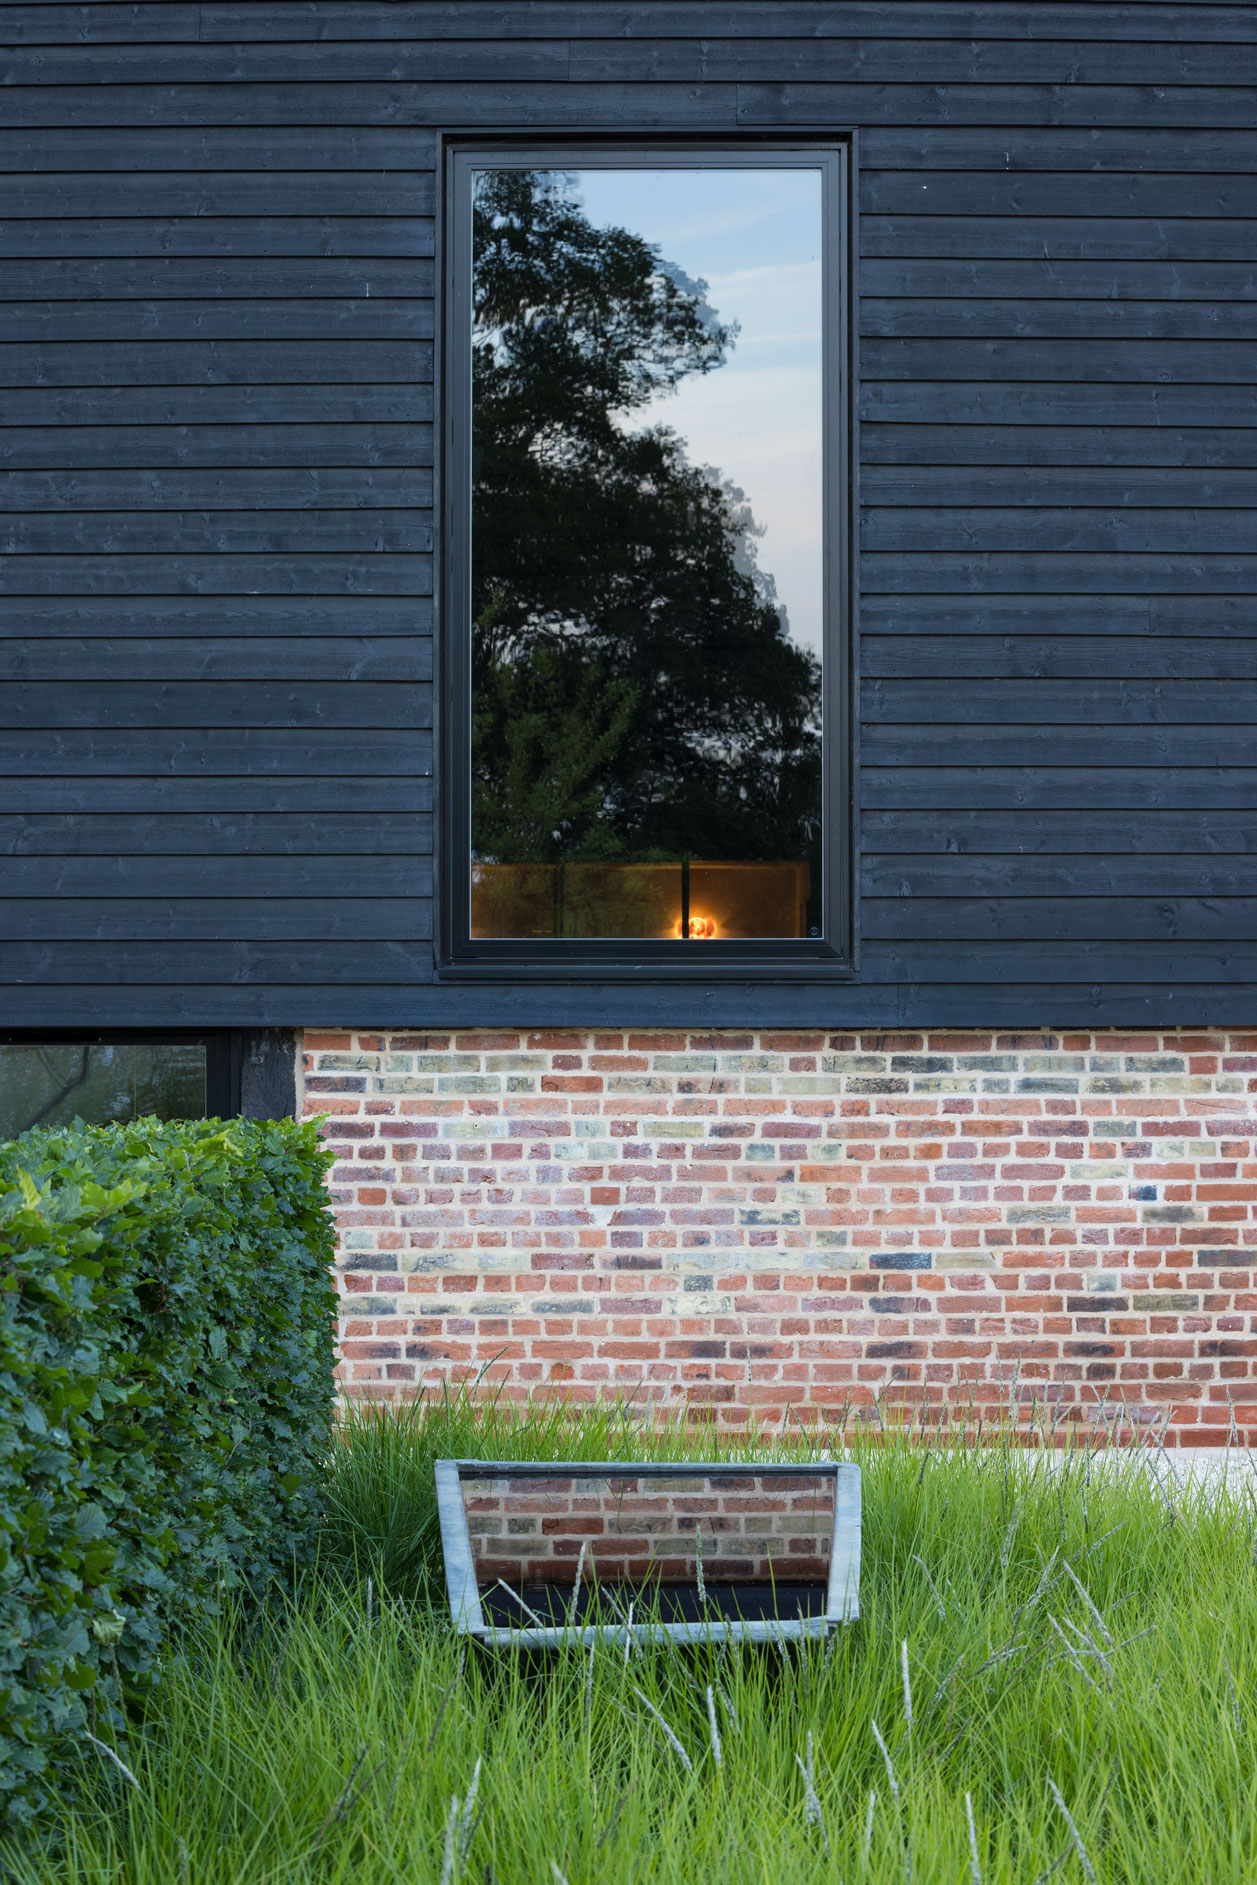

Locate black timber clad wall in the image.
[4,1,1256,1030]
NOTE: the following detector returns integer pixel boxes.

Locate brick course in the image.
[303,1028,1257,1445]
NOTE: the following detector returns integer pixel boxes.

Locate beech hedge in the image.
[0,1115,337,1829]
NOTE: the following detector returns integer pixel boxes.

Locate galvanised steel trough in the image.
[436,1459,861,1650]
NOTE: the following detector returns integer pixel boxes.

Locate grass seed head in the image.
[81,1730,141,1794]
[1046,1777,1098,1885]
[632,1686,693,1773]
[794,1731,828,1855]
[871,1719,900,1804]
[965,1791,982,1885]
[566,1541,588,1628]
[706,1686,723,1770]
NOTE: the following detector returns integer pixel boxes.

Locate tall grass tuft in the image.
[318,1381,710,1600]
[7,1395,1257,1883]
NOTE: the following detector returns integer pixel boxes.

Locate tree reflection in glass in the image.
[469,167,824,940]
[0,1043,207,1139]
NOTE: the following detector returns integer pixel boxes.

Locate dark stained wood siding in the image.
[3,1,1255,1027]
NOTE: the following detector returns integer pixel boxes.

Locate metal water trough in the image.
[436,1458,862,1650]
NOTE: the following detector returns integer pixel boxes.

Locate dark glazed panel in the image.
[468,165,825,943]
[0,1041,207,1137]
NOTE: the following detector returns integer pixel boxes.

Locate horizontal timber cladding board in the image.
[2,596,431,635]
[186,6,1257,43]
[0,76,1247,132]
[0,640,431,682]
[0,81,742,128]
[0,45,572,83]
[863,679,1257,724]
[863,303,1257,341]
[571,40,1257,83]
[0,857,431,898]
[737,83,1257,128]
[0,218,430,259]
[0,683,429,729]
[1,4,200,41]
[860,557,1257,595]
[1,304,431,342]
[2,515,431,555]
[0,941,433,984]
[863,637,1257,679]
[861,514,1257,554]
[0,728,431,774]
[0,554,431,595]
[860,768,1257,810]
[0,813,430,856]
[0,779,433,815]
[859,223,1257,267]
[2,389,433,427]
[863,898,1257,943]
[0,427,431,469]
[0,469,432,510]
[862,340,1257,384]
[0,111,1221,166]
[861,942,1257,982]
[0,898,430,940]
[859,127,1257,168]
[861,427,1257,469]
[861,172,1257,217]
[0,337,427,377]
[20,986,1257,1031]
[861,469,1257,507]
[863,810,1257,853]
[0,127,439,168]
[864,254,1257,288]
[862,856,1257,898]
[6,990,1255,1038]
[0,333,429,377]
[863,726,1257,766]
[861,386,1257,427]
[1,172,434,217]
[0,257,432,297]
[565,41,1257,85]
[0,111,1200,161]
[864,596,1257,633]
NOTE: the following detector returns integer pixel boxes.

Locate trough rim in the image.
[435,1457,862,1650]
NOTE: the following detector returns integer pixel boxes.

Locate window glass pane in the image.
[463,1470,836,1625]
[0,1043,208,1140]
[470,165,824,941]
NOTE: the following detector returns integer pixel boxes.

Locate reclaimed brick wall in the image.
[303,1028,1257,1445]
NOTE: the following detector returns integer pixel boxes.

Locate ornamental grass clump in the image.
[6,1392,1257,1882]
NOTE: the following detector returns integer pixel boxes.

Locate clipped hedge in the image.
[0,1116,337,1829]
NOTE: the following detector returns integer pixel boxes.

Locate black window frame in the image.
[437,134,855,983]
[0,1030,238,1128]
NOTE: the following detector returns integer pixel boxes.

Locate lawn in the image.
[7,1396,1257,1884]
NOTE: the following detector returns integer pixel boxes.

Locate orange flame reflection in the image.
[673,914,717,939]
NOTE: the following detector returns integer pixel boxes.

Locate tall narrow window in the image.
[443,146,848,973]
